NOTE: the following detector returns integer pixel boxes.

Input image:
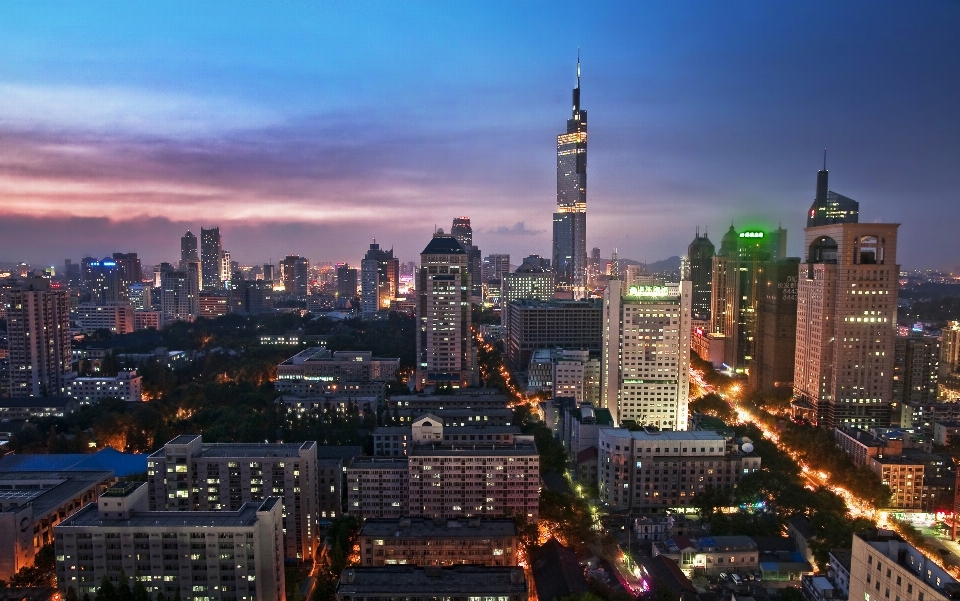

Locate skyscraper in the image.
[180,230,199,268]
[6,277,72,397]
[709,225,788,373]
[337,264,359,309]
[793,168,899,428]
[750,257,800,393]
[281,255,309,296]
[481,254,511,286]
[552,55,588,297]
[415,230,477,389]
[200,227,222,290]
[807,155,860,227]
[160,262,199,325]
[601,279,691,429]
[686,229,714,321]
[112,252,142,294]
[361,243,400,317]
[451,217,482,302]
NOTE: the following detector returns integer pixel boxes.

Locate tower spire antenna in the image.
[577,47,581,89]
[823,148,827,171]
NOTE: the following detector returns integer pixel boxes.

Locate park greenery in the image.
[3,312,415,456]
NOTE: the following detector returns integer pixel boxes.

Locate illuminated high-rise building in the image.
[160,263,199,325]
[180,230,199,267]
[686,229,714,321]
[6,277,73,397]
[281,255,309,296]
[361,243,400,317]
[793,167,899,428]
[807,154,860,227]
[415,230,477,389]
[451,217,482,302]
[200,227,222,291]
[601,280,691,429]
[552,55,588,297]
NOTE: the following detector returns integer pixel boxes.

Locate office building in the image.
[146,435,319,561]
[415,231,478,389]
[686,229,714,321]
[526,348,600,405]
[710,225,788,373]
[598,429,761,510]
[281,255,309,296]
[127,282,151,310]
[481,254,511,287]
[336,566,527,601]
[80,257,123,305]
[750,258,800,393]
[601,280,692,429]
[359,518,518,567]
[73,302,135,335]
[199,293,230,319]
[553,56,588,297]
[893,334,940,405]
[6,277,72,397]
[228,278,275,314]
[503,299,602,371]
[940,322,960,399]
[807,159,860,227]
[159,263,200,326]
[200,227,222,291]
[111,252,142,290]
[793,168,899,427]
[180,230,199,270]
[0,468,112,580]
[337,264,359,308]
[133,310,161,331]
[834,426,903,466]
[361,243,400,317]
[55,482,285,601]
[849,531,960,601]
[500,257,555,307]
[66,369,142,404]
[451,217,483,302]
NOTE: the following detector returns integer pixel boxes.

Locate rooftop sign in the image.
[739,231,764,238]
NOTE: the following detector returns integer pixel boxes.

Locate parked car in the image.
[730,574,742,585]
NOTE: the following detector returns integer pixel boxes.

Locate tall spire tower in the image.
[552,52,588,297]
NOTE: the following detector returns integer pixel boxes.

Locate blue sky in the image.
[1,1,958,269]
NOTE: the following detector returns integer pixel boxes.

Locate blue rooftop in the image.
[0,448,148,477]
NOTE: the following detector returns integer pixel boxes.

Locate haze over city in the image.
[2,1,959,269]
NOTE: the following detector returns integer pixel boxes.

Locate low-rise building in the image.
[65,369,143,404]
[0,397,79,420]
[829,548,852,599]
[0,469,112,580]
[359,518,518,567]
[933,421,960,446]
[336,565,527,601]
[147,435,319,561]
[394,407,514,427]
[132,310,161,331]
[526,348,600,404]
[54,481,285,601]
[598,429,761,510]
[275,348,399,393]
[835,426,903,466]
[652,535,758,577]
[802,575,843,601]
[870,455,925,510]
[277,385,385,416]
[849,530,960,601]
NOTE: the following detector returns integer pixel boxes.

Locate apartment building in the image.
[346,458,410,519]
[372,413,521,457]
[849,531,960,601]
[54,481,284,601]
[358,518,518,567]
[336,566,528,601]
[73,302,135,335]
[65,369,143,404]
[835,426,903,466]
[598,429,761,510]
[385,393,510,412]
[146,435,318,561]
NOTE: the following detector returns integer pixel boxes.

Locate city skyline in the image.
[1,2,959,269]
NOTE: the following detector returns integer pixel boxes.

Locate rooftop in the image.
[0,471,113,516]
[0,397,76,408]
[348,458,409,470]
[59,497,278,528]
[603,428,726,442]
[409,442,537,457]
[359,518,517,538]
[337,566,525,595]
[0,448,147,477]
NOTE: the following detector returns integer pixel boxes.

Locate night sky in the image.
[2,2,958,270]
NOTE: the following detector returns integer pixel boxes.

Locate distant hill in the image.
[619,256,682,273]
